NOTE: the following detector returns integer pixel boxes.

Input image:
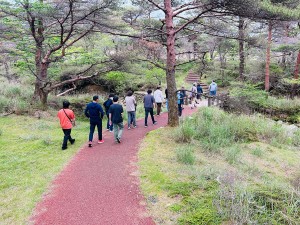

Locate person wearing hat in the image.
[85,95,105,147]
[57,100,75,150]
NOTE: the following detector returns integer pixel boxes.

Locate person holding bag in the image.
[57,100,76,150]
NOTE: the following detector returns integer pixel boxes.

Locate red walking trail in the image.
[30,104,203,225]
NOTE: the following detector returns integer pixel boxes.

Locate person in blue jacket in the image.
[85,95,105,147]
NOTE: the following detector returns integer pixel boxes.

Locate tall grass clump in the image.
[174,108,299,153]
[175,146,195,165]
[215,172,300,224]
[0,78,33,114]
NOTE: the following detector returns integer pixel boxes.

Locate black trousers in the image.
[156,103,162,115]
[144,107,155,126]
[89,120,102,142]
[62,129,73,148]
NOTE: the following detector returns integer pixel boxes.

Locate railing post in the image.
[208,96,211,106]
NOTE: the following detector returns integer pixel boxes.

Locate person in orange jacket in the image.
[57,100,75,150]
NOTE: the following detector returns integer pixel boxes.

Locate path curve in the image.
[30,102,206,225]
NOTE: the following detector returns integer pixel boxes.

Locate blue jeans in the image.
[210,91,216,96]
[127,111,136,128]
[166,99,168,111]
[144,107,155,126]
[89,120,102,142]
[106,112,113,131]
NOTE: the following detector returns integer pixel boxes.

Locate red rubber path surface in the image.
[30,107,198,225]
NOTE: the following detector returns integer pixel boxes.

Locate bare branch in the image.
[175,9,213,34]
[135,58,166,70]
[144,0,166,12]
[56,83,77,96]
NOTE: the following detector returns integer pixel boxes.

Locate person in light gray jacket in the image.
[125,90,137,129]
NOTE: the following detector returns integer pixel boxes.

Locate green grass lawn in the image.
[139,107,300,225]
[0,115,90,224]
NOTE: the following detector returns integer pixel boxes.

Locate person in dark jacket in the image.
[143,89,157,127]
[85,95,105,147]
[109,96,124,143]
[103,94,114,132]
[196,83,203,102]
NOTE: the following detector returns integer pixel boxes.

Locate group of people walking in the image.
[57,88,164,150]
[57,81,217,150]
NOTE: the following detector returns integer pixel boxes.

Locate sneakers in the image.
[144,125,148,128]
[153,121,157,125]
[116,137,121,143]
[133,125,137,128]
[70,139,75,145]
[98,140,104,144]
[109,130,113,133]
[88,142,92,147]
[62,146,67,150]
[128,127,131,130]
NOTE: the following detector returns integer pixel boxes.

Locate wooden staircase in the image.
[185,71,209,93]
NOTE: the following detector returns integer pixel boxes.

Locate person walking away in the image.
[180,86,186,108]
[177,91,184,117]
[153,86,164,116]
[196,83,203,101]
[103,94,114,132]
[85,95,105,147]
[209,80,218,96]
[109,96,124,143]
[125,90,137,129]
[190,83,197,109]
[57,100,76,150]
[165,88,168,111]
[143,89,157,128]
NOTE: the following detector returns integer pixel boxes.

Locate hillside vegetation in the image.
[139,107,300,225]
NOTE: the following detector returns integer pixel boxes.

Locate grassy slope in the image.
[139,108,300,225]
[0,115,90,224]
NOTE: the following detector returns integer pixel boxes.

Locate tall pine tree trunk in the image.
[294,50,300,79]
[265,22,272,91]
[32,14,49,109]
[238,17,245,80]
[165,0,178,127]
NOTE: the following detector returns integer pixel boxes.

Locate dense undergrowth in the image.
[229,84,300,123]
[139,107,300,225]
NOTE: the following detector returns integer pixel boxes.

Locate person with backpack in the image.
[177,91,184,117]
[209,80,218,96]
[57,100,75,150]
[85,95,105,147]
[103,94,114,132]
[125,90,137,129]
[196,83,203,101]
[109,96,124,143]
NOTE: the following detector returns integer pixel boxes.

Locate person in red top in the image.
[57,100,75,150]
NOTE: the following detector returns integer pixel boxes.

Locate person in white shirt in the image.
[190,83,197,109]
[153,86,164,116]
[125,90,137,129]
